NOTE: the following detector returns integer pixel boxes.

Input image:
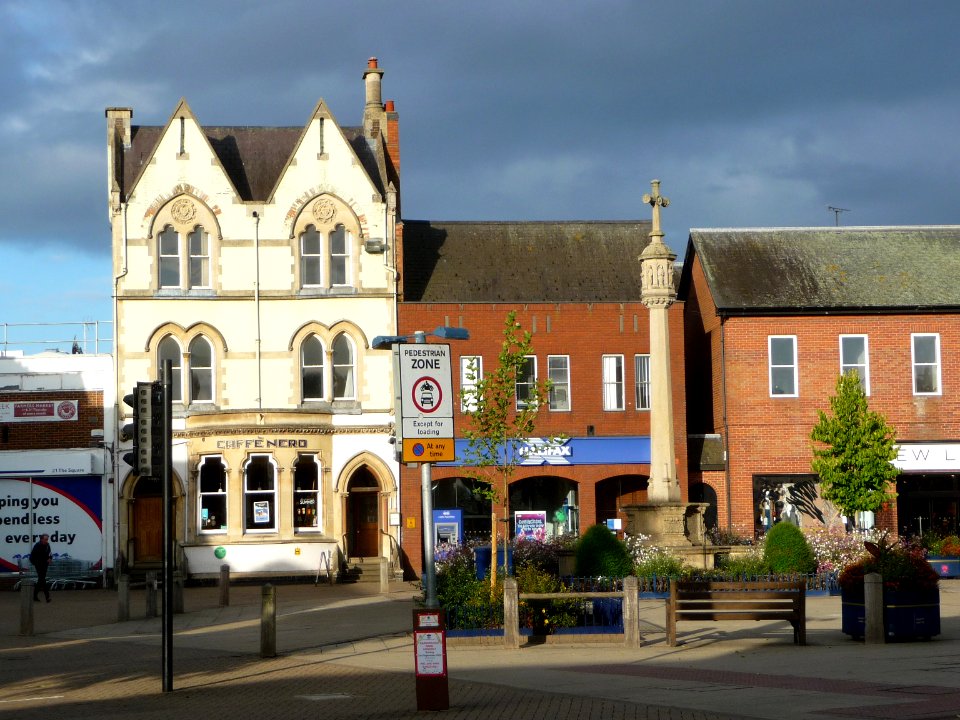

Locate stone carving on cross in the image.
[642,179,670,243]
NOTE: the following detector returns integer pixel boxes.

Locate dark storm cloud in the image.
[0,0,958,265]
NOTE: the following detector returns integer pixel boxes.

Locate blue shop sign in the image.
[438,436,651,467]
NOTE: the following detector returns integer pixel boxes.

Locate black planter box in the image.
[841,586,940,640]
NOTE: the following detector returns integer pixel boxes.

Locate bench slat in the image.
[677,601,800,611]
[675,611,799,622]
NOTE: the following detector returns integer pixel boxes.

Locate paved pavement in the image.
[1,578,959,719]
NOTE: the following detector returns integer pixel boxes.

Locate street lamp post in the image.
[373,325,468,608]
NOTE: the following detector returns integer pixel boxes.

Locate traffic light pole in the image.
[161,360,173,692]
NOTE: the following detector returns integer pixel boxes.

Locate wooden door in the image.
[349,491,379,558]
[133,497,163,562]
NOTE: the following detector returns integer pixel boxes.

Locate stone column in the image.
[640,180,680,504]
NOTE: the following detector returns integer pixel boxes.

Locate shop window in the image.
[515,356,537,410]
[332,334,355,399]
[158,336,183,403]
[602,354,624,410]
[460,355,482,412]
[301,335,325,401]
[769,336,798,397]
[547,355,570,411]
[294,455,321,532]
[243,454,277,533]
[189,336,214,403]
[634,354,651,410]
[912,333,941,395]
[198,456,227,533]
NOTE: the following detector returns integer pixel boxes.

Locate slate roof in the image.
[122,125,384,202]
[682,226,960,313]
[400,220,656,302]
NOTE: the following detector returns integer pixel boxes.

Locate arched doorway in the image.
[346,467,380,558]
[131,475,163,563]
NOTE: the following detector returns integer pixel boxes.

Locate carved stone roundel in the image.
[170,198,197,224]
[312,198,337,224]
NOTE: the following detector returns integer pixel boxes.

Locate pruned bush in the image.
[716,545,770,576]
[763,522,816,574]
[574,524,633,577]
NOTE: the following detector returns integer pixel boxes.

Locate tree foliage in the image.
[459,312,554,588]
[810,372,899,516]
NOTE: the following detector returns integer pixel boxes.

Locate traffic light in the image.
[122,382,163,476]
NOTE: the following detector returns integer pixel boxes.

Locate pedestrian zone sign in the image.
[394,344,455,462]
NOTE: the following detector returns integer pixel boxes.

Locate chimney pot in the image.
[384,100,395,112]
[368,57,379,69]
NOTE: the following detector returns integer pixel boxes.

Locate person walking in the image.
[30,534,52,603]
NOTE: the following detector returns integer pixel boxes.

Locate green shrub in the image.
[763,522,816,574]
[515,564,577,633]
[715,546,770,576]
[574,524,634,577]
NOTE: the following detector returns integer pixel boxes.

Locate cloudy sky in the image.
[2,1,958,350]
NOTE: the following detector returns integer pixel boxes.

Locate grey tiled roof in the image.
[401,220,655,302]
[123,125,384,202]
[683,227,960,312]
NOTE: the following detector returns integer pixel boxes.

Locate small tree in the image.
[810,372,899,522]
[459,312,552,591]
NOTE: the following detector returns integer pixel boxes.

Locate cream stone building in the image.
[107,59,401,580]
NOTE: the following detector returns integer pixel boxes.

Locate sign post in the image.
[413,608,449,711]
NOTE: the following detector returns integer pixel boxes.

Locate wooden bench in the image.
[665,579,806,646]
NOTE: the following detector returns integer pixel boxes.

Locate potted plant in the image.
[839,535,940,641]
[926,535,960,579]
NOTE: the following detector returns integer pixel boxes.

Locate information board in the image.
[395,344,455,462]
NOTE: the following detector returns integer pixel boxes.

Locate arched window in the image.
[159,223,212,289]
[300,225,322,286]
[330,224,350,286]
[189,336,214,403]
[158,336,183,403]
[301,335,325,401]
[244,454,277,533]
[198,456,227,533]
[332,334,355,400]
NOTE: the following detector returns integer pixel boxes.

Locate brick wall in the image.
[0,391,104,450]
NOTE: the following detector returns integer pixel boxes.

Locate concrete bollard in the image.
[379,557,389,594]
[20,579,35,636]
[146,571,158,618]
[118,574,130,621]
[260,584,276,658]
[865,572,885,644]
[503,577,520,649]
[219,564,230,607]
[623,576,641,648]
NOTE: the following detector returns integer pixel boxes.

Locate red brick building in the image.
[397,220,688,576]
[680,227,960,539]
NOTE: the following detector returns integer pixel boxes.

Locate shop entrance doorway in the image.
[346,467,380,558]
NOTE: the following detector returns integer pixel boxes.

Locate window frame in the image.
[911,333,942,396]
[331,333,356,400]
[839,334,870,395]
[768,335,798,397]
[158,225,181,288]
[460,355,483,412]
[602,354,625,411]
[293,454,322,533]
[197,455,227,534]
[329,224,351,286]
[187,225,211,288]
[243,454,278,534]
[158,336,184,403]
[547,355,571,411]
[300,225,323,287]
[301,335,326,402]
[515,355,538,410]
[188,335,215,404]
[634,353,651,411]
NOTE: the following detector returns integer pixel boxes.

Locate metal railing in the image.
[0,321,113,356]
